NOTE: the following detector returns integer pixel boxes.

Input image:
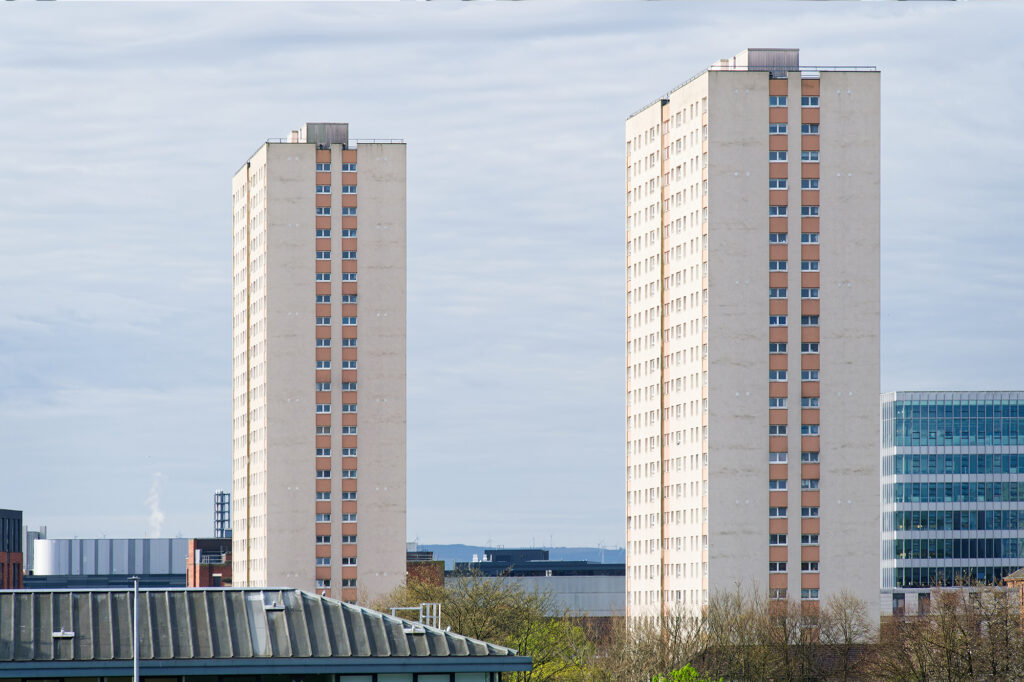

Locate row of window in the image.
[315,317,357,326]
[891,509,1024,532]
[769,205,820,217]
[769,123,820,135]
[315,295,358,304]
[893,537,1024,560]
[769,178,819,190]
[315,470,357,479]
[768,533,820,545]
[769,561,819,572]
[315,535,357,544]
[768,151,820,163]
[768,261,820,272]
[889,481,1024,503]
[316,379,358,389]
[316,338,357,348]
[768,343,820,355]
[769,288,819,299]
[892,565,1014,590]
[767,315,820,327]
[317,447,358,457]
[316,578,358,589]
[315,185,357,194]
[768,424,821,435]
[769,479,820,491]
[768,233,818,244]
[769,506,819,518]
[315,228,357,238]
[768,95,820,108]
[315,272,358,282]
[315,162,357,172]
[315,513,357,522]
[315,251,357,260]
[316,207,358,216]
[315,556,358,565]
[769,451,819,463]
[890,453,1024,476]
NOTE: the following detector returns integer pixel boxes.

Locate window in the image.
[316,338,331,348]
[341,556,357,565]
[769,287,788,299]
[802,534,819,545]
[769,534,787,546]
[801,178,819,190]
[316,579,331,589]
[341,207,357,215]
[769,561,787,572]
[341,469,357,479]
[316,360,331,369]
[341,163,357,171]
[802,507,820,518]
[769,397,788,408]
[316,185,331,194]
[801,424,819,435]
[801,561,820,572]
[768,151,788,162]
[316,228,331,238]
[341,425,357,435]
[769,479,788,490]
[340,382,357,390]
[316,207,331,215]
[769,123,788,135]
[316,294,331,303]
[316,273,331,282]
[769,451,788,463]
[341,273,357,281]
[316,448,331,457]
[341,447,357,456]
[341,317,357,325]
[801,233,819,244]
[316,557,331,566]
[769,232,787,243]
[801,343,820,356]
[341,228,357,237]
[342,513,357,522]
[341,578,357,588]
[316,162,331,172]
[769,178,788,190]
[316,250,331,260]
[769,95,788,107]
[801,96,819,107]
[341,491,357,500]
[769,424,788,435]
[769,343,787,354]
[769,315,787,327]
[801,151,819,162]
[316,381,331,391]
[341,360,357,369]
[769,507,787,518]
[769,261,788,272]
[769,370,788,381]
[801,451,820,463]
[801,260,819,271]
[801,123,820,135]
[340,294,357,303]
[801,315,819,327]
[801,205,819,217]
[801,369,820,381]
[316,470,331,479]
[315,535,331,544]
[316,491,331,501]
[316,425,331,435]
[341,338,357,347]
[801,588,820,600]
[801,479,820,490]
[769,205,788,216]
[801,397,820,408]
[342,535,357,544]
[340,185,357,194]
[316,513,331,522]
[316,403,331,414]
[801,287,820,299]
[340,403,357,412]
[341,251,356,260]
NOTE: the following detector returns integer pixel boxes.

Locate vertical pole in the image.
[132,575,139,682]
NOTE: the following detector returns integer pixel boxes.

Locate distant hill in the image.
[417,544,625,569]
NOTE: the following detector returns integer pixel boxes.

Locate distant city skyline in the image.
[1,3,1022,546]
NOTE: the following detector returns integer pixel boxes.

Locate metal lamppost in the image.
[130,576,140,682]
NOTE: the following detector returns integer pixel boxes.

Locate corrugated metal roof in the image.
[0,588,530,676]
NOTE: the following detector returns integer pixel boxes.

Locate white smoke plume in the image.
[146,473,165,538]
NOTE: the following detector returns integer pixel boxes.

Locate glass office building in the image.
[881,391,1024,615]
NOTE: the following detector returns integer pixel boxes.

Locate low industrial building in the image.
[0,587,530,681]
[24,537,187,589]
[186,538,232,587]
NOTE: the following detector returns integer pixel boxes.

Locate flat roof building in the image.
[625,49,880,620]
[881,391,1024,615]
[0,510,23,589]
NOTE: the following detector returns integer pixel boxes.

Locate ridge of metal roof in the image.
[0,588,528,670]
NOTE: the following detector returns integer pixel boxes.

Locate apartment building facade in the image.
[881,391,1024,616]
[232,123,406,603]
[625,49,879,620]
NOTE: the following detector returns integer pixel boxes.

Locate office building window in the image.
[769,534,787,546]
[769,123,788,135]
[316,557,331,566]
[316,491,331,501]
[770,479,788,491]
[769,151,788,162]
[315,470,331,479]
[801,178,819,189]
[341,556,357,565]
[770,588,788,600]
[341,163,357,171]
[769,316,788,327]
[316,228,331,238]
[341,207,357,215]
[801,479,820,490]
[769,370,788,381]
[341,338,357,347]
[769,178,788,190]
[341,578,357,588]
[801,123,820,134]
[342,535,357,544]
[801,561,820,572]
[316,273,331,282]
[341,251,356,260]
[801,451,820,463]
[769,96,788,107]
[769,287,788,299]
[801,315,819,326]
[801,397,820,408]
[341,492,357,500]
[802,534,819,545]
[341,273,357,281]
[801,588,820,600]
[316,338,331,348]
[802,507,820,518]
[316,579,331,588]
[316,360,331,369]
[801,151,820,162]
[769,232,787,243]
[341,447,357,457]
[316,404,331,414]
[315,535,331,544]
[801,287,819,299]
[340,295,358,303]
[769,424,788,436]
[316,185,331,194]
[342,513,357,522]
[316,162,331,172]
[769,451,788,463]
[341,469,357,478]
[316,294,331,303]
[316,513,331,522]
[341,228,357,237]
[769,507,787,518]
[801,342,820,354]
[341,317,357,325]
[316,425,331,435]
[769,261,788,272]
[769,206,788,217]
[801,96,819,107]
[769,343,787,354]
[801,424,820,436]
[801,260,820,271]
[341,185,357,194]
[316,382,331,391]
[801,206,820,217]
[341,382,357,390]
[316,448,331,457]
[316,251,331,260]
[316,207,331,216]
[769,561,787,572]
[340,426,357,435]
[340,403,357,412]
[801,369,820,381]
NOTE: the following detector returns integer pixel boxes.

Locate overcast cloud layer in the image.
[0,3,1022,547]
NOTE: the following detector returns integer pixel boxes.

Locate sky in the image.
[1,2,1022,548]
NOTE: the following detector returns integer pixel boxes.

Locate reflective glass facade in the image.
[882,392,1024,606]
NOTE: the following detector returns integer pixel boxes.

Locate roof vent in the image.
[52,628,75,639]
[402,624,427,635]
[264,601,285,612]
